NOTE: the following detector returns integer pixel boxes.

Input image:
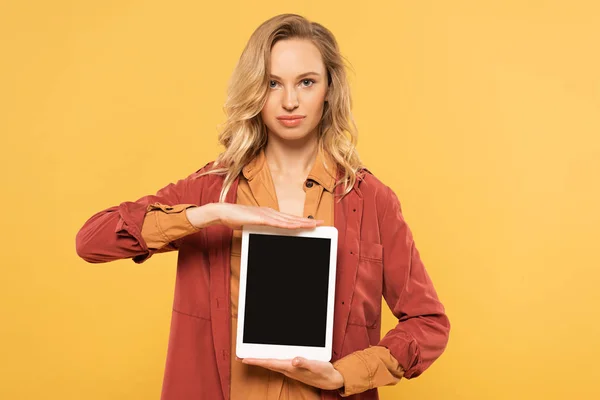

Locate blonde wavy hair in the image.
[198,13,364,202]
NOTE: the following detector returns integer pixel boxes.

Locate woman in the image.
[75,13,450,400]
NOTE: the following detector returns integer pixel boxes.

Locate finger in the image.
[280,214,324,226]
[265,210,314,224]
[257,208,296,222]
[253,212,300,228]
[261,215,310,229]
[242,358,290,372]
[271,213,321,227]
[261,210,319,228]
[261,207,312,222]
[265,209,302,222]
[253,206,310,222]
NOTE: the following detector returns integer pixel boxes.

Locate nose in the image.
[282,87,299,111]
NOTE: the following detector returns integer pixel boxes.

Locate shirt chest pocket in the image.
[347,240,383,328]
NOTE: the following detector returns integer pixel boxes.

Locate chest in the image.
[272,177,307,217]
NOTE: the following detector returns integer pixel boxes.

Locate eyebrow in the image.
[269,71,321,80]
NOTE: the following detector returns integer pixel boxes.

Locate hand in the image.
[239,356,344,391]
[190,203,324,231]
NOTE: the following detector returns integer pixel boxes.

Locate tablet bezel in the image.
[236,224,338,361]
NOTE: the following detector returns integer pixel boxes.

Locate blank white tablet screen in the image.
[243,233,331,347]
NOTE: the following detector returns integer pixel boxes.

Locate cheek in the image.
[261,97,277,118]
[306,95,326,117]
[307,88,327,107]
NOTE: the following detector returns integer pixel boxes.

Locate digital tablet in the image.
[236,224,338,362]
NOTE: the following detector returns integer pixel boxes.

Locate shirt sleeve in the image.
[75,163,212,264]
[140,203,201,250]
[332,345,404,397]
[376,185,451,378]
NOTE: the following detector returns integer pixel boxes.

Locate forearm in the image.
[378,186,451,378]
[185,203,222,229]
[76,202,151,263]
[140,203,222,250]
[377,308,450,378]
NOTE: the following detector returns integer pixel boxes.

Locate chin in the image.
[267,125,319,143]
[275,130,312,141]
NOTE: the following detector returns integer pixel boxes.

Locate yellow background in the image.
[1,1,599,399]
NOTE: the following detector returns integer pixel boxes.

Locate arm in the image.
[140,202,221,250]
[140,203,201,250]
[75,167,211,264]
[376,186,450,378]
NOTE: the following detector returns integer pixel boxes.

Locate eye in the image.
[301,79,315,87]
[268,80,278,89]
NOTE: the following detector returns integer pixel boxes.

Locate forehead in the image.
[269,39,325,76]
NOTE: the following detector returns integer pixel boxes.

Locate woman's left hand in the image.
[240,356,344,390]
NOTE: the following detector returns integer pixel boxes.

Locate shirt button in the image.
[307,215,314,219]
[305,180,314,188]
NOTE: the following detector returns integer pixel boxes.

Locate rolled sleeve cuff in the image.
[333,351,372,397]
[332,346,404,397]
[141,203,200,249]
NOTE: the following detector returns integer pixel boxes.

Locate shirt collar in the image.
[242,146,337,193]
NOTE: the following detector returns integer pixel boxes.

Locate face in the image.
[260,39,329,142]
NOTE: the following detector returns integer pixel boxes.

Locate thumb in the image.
[292,357,308,368]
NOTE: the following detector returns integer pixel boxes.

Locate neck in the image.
[264,131,319,180]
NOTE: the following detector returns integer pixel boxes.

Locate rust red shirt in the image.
[75,157,450,400]
[139,148,406,398]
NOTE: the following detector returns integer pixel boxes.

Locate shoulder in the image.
[357,168,403,217]
[192,160,218,176]
[190,159,228,184]
[188,160,227,181]
[164,160,227,204]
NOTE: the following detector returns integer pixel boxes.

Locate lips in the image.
[276,115,305,120]
[276,115,305,127]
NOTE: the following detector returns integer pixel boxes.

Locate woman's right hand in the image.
[186,203,324,231]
